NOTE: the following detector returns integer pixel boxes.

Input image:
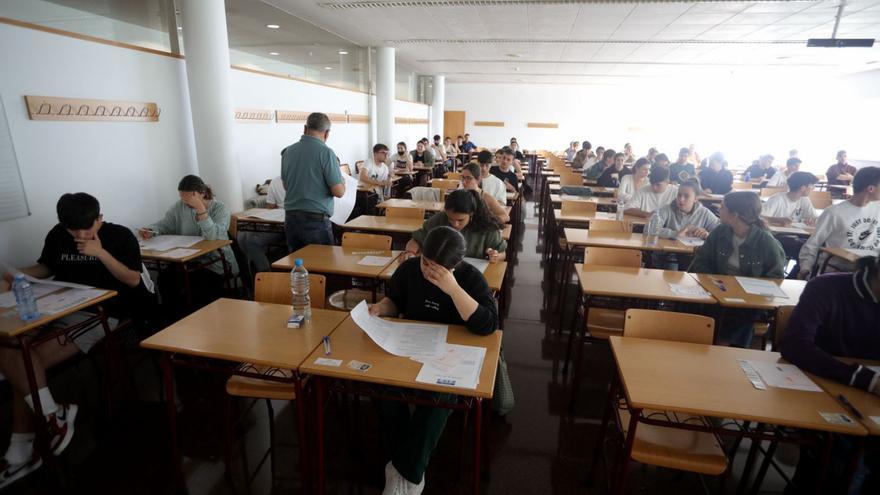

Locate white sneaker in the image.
[382,462,425,495]
[0,452,42,490]
[48,403,78,456]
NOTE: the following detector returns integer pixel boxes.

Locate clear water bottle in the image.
[290,258,311,321]
[645,213,661,247]
[12,274,39,321]
[616,197,626,221]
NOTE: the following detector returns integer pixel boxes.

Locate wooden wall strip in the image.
[527,122,559,129]
[276,110,309,123]
[395,117,429,125]
[348,114,369,124]
[474,121,504,127]
[25,95,159,122]
[234,108,273,122]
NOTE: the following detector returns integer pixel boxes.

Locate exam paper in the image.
[462,257,490,274]
[350,301,447,359]
[358,255,392,267]
[159,248,201,260]
[735,277,787,298]
[668,283,710,298]
[139,235,203,251]
[246,208,285,222]
[677,237,705,247]
[414,343,486,390]
[0,283,63,308]
[746,360,822,392]
[330,173,359,226]
[36,289,107,316]
[772,226,809,235]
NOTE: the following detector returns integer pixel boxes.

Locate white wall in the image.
[446,74,880,174]
[393,99,430,150]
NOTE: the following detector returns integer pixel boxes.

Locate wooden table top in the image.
[553,210,647,226]
[377,199,444,212]
[820,246,878,265]
[272,245,404,277]
[141,299,348,370]
[698,194,725,203]
[550,194,617,206]
[768,224,815,236]
[300,315,502,399]
[809,358,880,436]
[342,215,425,234]
[0,289,117,338]
[563,229,694,254]
[609,336,868,435]
[233,209,283,225]
[141,239,232,263]
[575,264,716,304]
[690,274,806,310]
[378,258,507,292]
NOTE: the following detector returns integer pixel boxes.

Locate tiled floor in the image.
[1,199,800,494]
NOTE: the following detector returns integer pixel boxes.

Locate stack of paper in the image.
[735,277,787,298]
[159,248,201,259]
[139,235,203,252]
[0,283,62,308]
[350,301,447,359]
[745,360,822,392]
[246,209,285,222]
[678,237,705,247]
[772,226,809,235]
[36,288,107,315]
[668,283,711,298]
[357,255,393,267]
[462,257,490,273]
[414,344,486,389]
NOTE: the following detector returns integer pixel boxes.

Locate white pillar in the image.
[180,0,243,209]
[376,46,395,147]
[431,75,445,139]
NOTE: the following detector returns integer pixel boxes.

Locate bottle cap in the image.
[13,273,25,281]
[294,258,303,267]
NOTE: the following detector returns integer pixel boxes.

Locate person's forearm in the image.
[374,297,398,317]
[405,238,421,255]
[96,250,141,287]
[449,285,478,321]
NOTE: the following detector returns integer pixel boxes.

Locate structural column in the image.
[180,0,243,208]
[376,46,395,147]
[431,75,445,138]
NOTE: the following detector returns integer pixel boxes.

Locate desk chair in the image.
[444,171,461,180]
[223,272,326,488]
[588,219,630,233]
[761,187,786,198]
[808,190,832,209]
[340,163,351,176]
[732,181,753,191]
[432,179,460,197]
[386,206,426,220]
[559,173,584,187]
[327,233,393,310]
[552,201,600,311]
[354,160,365,175]
[592,309,728,493]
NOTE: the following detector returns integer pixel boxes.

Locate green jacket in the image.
[688,224,785,278]
[412,212,506,259]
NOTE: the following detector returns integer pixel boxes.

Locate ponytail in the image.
[723,191,766,230]
[178,174,215,200]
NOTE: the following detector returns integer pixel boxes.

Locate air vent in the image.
[320,0,817,10]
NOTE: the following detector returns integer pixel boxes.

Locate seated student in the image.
[780,254,880,494]
[584,148,614,180]
[0,193,155,487]
[571,141,592,170]
[687,144,701,167]
[698,152,734,194]
[360,143,394,198]
[460,133,477,154]
[669,147,696,184]
[474,150,506,205]
[406,189,506,263]
[410,140,435,170]
[459,162,510,224]
[564,141,579,162]
[652,179,720,270]
[618,158,650,203]
[140,175,238,309]
[644,147,658,166]
[509,137,525,161]
[391,142,414,190]
[744,154,776,182]
[237,176,286,273]
[597,152,626,187]
[623,142,636,166]
[491,147,520,193]
[826,149,857,185]
[430,135,447,166]
[766,157,801,188]
[369,226,497,495]
[798,166,880,278]
[689,191,786,347]
[651,152,670,171]
[625,167,679,218]
[762,171,819,227]
[443,136,458,162]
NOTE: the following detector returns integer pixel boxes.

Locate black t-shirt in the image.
[698,168,734,195]
[490,167,519,191]
[38,222,152,317]
[745,163,775,180]
[388,257,497,336]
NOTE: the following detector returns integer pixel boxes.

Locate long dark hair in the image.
[723,191,765,230]
[461,162,482,182]
[422,226,466,269]
[444,189,503,232]
[178,175,214,200]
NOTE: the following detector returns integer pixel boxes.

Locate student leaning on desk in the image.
[780,254,880,494]
[368,226,498,495]
[1,193,155,488]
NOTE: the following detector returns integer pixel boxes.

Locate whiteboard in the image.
[0,95,29,221]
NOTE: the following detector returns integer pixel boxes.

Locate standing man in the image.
[281,112,345,251]
[827,150,857,186]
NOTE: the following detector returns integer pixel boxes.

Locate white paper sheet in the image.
[357,255,392,267]
[735,276,788,298]
[668,283,711,298]
[36,288,107,315]
[350,301,447,359]
[677,237,705,247]
[771,226,809,235]
[139,235,203,251]
[330,173,359,226]
[415,344,486,389]
[462,257,490,273]
[0,283,63,308]
[24,275,93,290]
[746,360,822,392]
[791,222,809,229]
[245,208,285,222]
[159,248,201,259]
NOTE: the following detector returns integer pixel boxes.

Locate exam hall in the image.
[0,1,879,494]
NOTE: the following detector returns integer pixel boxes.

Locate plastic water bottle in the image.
[616,197,626,221]
[645,213,661,247]
[290,259,311,322]
[12,274,39,321]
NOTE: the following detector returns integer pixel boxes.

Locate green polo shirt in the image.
[281,134,343,215]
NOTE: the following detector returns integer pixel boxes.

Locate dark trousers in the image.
[379,390,455,484]
[284,210,334,252]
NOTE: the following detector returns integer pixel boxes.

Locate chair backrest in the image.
[254,272,326,309]
[386,207,426,220]
[772,305,796,350]
[444,172,461,180]
[561,200,598,216]
[354,160,365,174]
[559,173,583,186]
[731,181,753,190]
[588,219,629,232]
[623,309,715,345]
[760,187,786,198]
[409,186,442,202]
[808,190,832,209]
[432,179,459,191]
[583,247,642,267]
[341,232,392,250]
[340,164,351,176]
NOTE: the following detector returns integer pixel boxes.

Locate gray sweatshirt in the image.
[148,199,239,275]
[655,202,720,239]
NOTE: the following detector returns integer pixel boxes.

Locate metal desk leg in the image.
[161,353,184,490]
[612,407,641,495]
[736,423,766,495]
[815,433,833,495]
[294,375,311,493]
[472,398,483,495]
[315,377,326,495]
[588,374,617,483]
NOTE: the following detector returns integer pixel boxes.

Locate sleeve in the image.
[197,202,231,240]
[761,197,777,217]
[487,229,507,253]
[802,198,818,221]
[323,152,343,188]
[655,207,677,239]
[387,260,409,313]
[425,151,435,166]
[687,230,718,274]
[762,234,786,278]
[266,179,284,206]
[631,189,649,211]
[37,229,59,271]
[798,209,834,272]
[826,165,840,182]
[149,205,179,235]
[780,280,877,390]
[111,228,144,271]
[461,270,498,336]
[703,209,720,232]
[411,213,443,248]
[720,171,733,193]
[508,173,520,191]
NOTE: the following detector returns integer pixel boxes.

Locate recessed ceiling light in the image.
[266,24,280,29]
[324,66,333,70]
[338,50,349,55]
[269,51,279,56]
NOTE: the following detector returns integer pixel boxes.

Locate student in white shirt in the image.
[766,157,802,188]
[237,176,286,273]
[359,143,393,199]
[618,158,650,203]
[475,150,506,204]
[625,167,679,218]
[762,172,819,226]
[798,166,880,278]
[431,135,447,167]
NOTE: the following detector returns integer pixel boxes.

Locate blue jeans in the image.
[284,210,334,252]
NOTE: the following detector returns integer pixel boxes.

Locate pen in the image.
[837,393,864,420]
[323,336,332,355]
[710,277,727,292]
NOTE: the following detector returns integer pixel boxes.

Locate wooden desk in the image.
[341,215,424,235]
[553,209,646,226]
[141,239,232,263]
[272,245,403,278]
[698,193,725,204]
[232,209,284,236]
[564,228,694,254]
[809,358,880,436]
[0,288,117,338]
[819,247,878,271]
[690,274,806,310]
[576,265,716,304]
[377,198,444,212]
[768,224,814,237]
[550,194,617,208]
